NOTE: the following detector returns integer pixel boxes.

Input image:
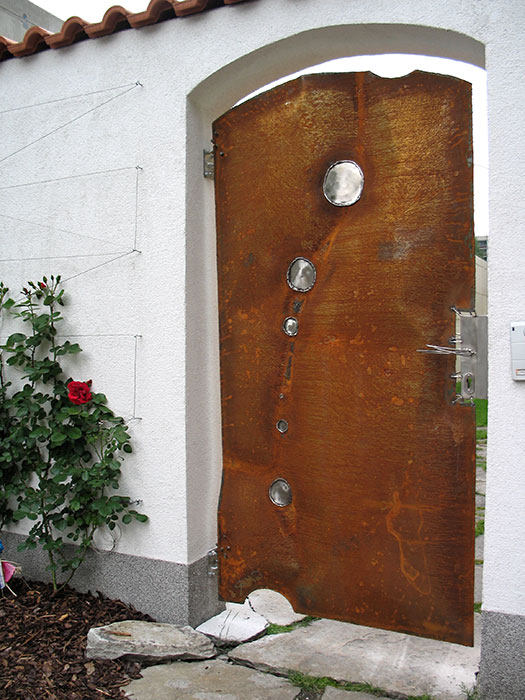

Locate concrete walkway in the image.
[125,613,480,700]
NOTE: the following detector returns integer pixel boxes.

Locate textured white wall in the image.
[1,0,523,621]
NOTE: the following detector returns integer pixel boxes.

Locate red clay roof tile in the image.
[85,6,133,39]
[174,0,219,18]
[8,25,52,57]
[0,35,16,61]
[45,17,90,49]
[128,0,176,28]
[0,0,253,62]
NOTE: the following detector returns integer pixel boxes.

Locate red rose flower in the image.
[67,380,92,405]
[39,282,46,289]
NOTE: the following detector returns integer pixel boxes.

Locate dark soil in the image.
[0,577,154,699]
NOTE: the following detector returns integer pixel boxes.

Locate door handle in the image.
[417,344,476,357]
[416,307,480,405]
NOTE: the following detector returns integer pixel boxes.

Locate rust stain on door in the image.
[214,72,475,646]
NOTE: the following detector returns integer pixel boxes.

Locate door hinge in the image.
[203,149,215,180]
[207,547,218,576]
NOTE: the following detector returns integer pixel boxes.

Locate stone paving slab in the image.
[247,589,306,626]
[476,466,486,496]
[196,603,268,644]
[475,534,484,560]
[229,618,480,700]
[475,563,483,604]
[322,688,390,700]
[87,621,215,662]
[125,659,298,699]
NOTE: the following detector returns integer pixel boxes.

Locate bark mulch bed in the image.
[0,577,154,699]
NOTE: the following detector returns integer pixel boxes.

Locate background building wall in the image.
[0,2,524,694]
[476,256,488,316]
[0,0,61,41]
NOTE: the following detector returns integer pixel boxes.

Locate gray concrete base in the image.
[0,531,222,626]
[479,610,525,700]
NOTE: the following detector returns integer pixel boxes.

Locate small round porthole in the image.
[276,419,289,434]
[269,478,292,507]
[282,317,299,337]
[323,160,364,207]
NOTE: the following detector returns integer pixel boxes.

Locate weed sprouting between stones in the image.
[265,616,318,635]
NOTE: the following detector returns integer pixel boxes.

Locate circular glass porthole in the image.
[276,419,289,434]
[286,257,316,293]
[269,478,292,507]
[323,160,364,207]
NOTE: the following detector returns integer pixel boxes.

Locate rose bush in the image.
[0,276,147,592]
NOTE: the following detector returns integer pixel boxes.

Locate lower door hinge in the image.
[203,149,215,180]
[207,547,218,576]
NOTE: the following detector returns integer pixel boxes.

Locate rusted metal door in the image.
[213,72,475,646]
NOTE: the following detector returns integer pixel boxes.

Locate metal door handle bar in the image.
[450,305,477,318]
[417,344,476,357]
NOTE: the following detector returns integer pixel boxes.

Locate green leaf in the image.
[123,443,132,454]
[134,513,148,522]
[66,426,82,440]
[122,513,132,524]
[50,432,67,444]
[6,333,26,345]
[3,298,15,309]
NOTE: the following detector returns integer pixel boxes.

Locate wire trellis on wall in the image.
[0,79,146,424]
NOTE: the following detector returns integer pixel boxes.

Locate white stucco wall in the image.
[1,0,524,620]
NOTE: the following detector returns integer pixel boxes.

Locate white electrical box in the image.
[510,322,525,380]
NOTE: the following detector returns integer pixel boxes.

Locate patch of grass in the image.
[476,458,487,472]
[266,616,318,635]
[461,683,480,699]
[288,672,385,696]
[474,602,482,613]
[476,428,487,440]
[474,398,487,427]
[288,672,435,699]
[475,519,485,537]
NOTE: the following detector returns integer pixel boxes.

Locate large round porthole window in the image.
[323,160,364,207]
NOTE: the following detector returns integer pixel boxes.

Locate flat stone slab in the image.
[323,688,390,700]
[196,603,268,644]
[229,618,480,700]
[475,563,483,604]
[125,659,298,699]
[87,621,215,662]
[246,589,306,626]
[476,534,484,559]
